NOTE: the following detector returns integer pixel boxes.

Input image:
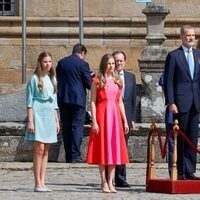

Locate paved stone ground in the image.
[0,162,200,200]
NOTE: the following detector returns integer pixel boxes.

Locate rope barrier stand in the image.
[171,119,178,181]
[146,120,200,194]
[149,121,156,180]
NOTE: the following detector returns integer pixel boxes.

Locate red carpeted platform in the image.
[146,179,200,194]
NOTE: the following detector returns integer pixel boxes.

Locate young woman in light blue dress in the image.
[25,52,60,192]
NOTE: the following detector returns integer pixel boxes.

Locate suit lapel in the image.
[193,49,199,80]
[178,46,191,79]
[124,71,128,98]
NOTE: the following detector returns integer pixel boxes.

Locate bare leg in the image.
[99,165,111,193]
[108,165,117,193]
[40,144,50,189]
[33,141,45,188]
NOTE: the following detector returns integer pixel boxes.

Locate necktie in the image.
[119,72,125,99]
[187,49,194,79]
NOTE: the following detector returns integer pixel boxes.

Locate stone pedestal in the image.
[139,3,170,123]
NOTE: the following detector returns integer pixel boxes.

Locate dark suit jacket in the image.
[159,74,173,124]
[123,71,137,126]
[164,46,200,113]
[56,54,91,108]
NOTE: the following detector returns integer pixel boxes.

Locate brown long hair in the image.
[34,51,57,93]
[97,54,122,89]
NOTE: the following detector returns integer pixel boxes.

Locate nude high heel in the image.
[101,182,111,193]
[109,185,117,193]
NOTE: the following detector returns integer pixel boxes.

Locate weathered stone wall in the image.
[1,0,200,84]
[18,0,200,18]
[1,122,200,163]
[0,16,200,84]
[0,16,146,84]
[0,84,26,122]
[0,122,165,162]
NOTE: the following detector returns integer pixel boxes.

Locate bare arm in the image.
[90,82,99,134]
[131,121,136,130]
[27,107,34,134]
[55,110,60,134]
[119,96,129,134]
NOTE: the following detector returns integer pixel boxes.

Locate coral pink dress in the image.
[86,77,129,165]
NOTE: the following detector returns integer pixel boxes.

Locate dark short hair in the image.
[72,43,87,54]
[112,50,126,61]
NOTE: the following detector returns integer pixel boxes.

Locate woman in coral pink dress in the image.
[86,54,129,193]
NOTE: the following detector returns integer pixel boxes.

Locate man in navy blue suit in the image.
[113,51,137,187]
[56,44,91,163]
[164,25,200,180]
[159,74,174,176]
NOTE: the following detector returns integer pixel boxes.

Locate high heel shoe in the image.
[109,185,117,193]
[101,183,111,193]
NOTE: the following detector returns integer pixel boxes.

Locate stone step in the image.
[0,122,171,162]
[1,122,200,162]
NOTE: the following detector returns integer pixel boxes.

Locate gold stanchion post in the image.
[149,121,156,179]
[171,119,179,181]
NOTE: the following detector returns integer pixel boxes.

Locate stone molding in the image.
[0,17,199,39]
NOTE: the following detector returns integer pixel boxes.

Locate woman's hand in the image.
[92,122,99,134]
[56,122,60,134]
[124,121,129,134]
[131,121,137,130]
[28,121,34,134]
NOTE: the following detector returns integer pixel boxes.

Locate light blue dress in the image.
[24,74,58,143]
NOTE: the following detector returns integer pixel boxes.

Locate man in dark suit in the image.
[159,74,174,176]
[113,51,137,187]
[164,25,200,180]
[56,44,91,163]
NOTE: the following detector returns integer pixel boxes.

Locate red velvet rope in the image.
[175,128,200,154]
[146,127,173,185]
[146,125,200,186]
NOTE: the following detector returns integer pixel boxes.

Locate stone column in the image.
[139,2,170,123]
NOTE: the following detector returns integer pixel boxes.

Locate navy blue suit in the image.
[159,74,173,173]
[56,54,91,162]
[164,46,200,174]
[115,71,137,185]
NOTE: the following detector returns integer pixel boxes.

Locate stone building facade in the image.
[0,0,200,84]
[0,0,200,162]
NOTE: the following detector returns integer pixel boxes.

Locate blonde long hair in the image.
[34,52,57,93]
[97,54,122,89]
